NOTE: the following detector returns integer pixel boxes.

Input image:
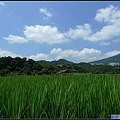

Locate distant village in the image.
[90,62,120,66]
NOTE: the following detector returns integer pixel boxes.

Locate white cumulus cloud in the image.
[85,5,120,42]
[95,5,120,23]
[65,5,120,42]
[50,48,102,63]
[50,48,62,54]
[0,49,21,58]
[0,48,119,63]
[28,53,49,61]
[4,5,120,45]
[50,48,120,63]
[85,23,120,41]
[65,24,92,39]
[23,25,68,44]
[4,34,28,43]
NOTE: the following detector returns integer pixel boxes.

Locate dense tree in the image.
[0,56,119,76]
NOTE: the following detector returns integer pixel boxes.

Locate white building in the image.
[108,62,120,66]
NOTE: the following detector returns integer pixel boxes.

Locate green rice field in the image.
[0,74,120,118]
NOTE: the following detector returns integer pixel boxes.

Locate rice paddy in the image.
[0,74,120,118]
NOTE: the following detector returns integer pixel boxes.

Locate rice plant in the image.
[0,74,120,118]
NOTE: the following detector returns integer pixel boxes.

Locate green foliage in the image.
[0,56,120,76]
[0,74,120,118]
[0,69,9,76]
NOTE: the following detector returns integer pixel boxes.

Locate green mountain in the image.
[89,54,120,65]
[51,59,73,65]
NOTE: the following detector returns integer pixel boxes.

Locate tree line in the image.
[0,56,120,76]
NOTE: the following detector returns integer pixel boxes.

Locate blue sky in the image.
[0,1,120,63]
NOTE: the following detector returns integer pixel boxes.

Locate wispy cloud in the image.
[39,8,52,19]
[0,2,5,6]
[100,42,111,46]
[112,39,120,43]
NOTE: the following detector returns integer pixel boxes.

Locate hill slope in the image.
[90,54,120,65]
[51,59,73,65]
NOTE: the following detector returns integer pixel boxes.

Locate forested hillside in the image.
[0,56,120,76]
[90,54,120,65]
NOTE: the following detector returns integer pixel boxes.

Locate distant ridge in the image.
[51,59,73,65]
[37,59,74,65]
[89,54,120,65]
[37,54,120,66]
